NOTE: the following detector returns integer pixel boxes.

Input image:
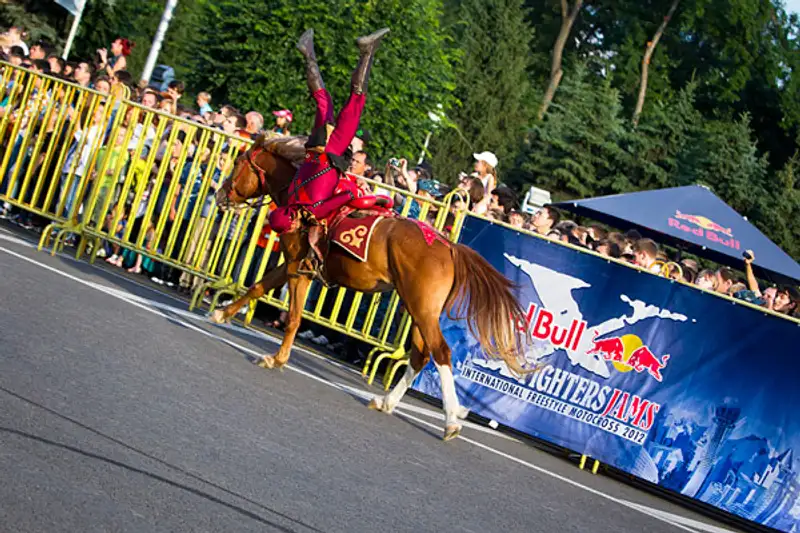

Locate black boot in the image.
[351,28,390,95]
[297,29,325,93]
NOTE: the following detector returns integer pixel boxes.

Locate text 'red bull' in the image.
[669,211,741,250]
[516,303,587,352]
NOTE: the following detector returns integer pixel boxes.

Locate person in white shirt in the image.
[472,151,498,194]
[60,105,107,217]
[3,27,28,56]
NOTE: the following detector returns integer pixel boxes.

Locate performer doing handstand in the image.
[268,27,390,275]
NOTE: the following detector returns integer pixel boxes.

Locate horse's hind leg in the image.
[421,319,463,441]
[259,261,311,370]
[397,289,464,440]
[369,324,428,414]
[210,263,288,324]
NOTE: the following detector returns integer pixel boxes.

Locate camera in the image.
[389,157,400,167]
[743,251,753,260]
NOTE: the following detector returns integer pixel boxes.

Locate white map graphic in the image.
[470,254,692,381]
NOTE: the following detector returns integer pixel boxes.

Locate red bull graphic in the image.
[675,211,733,236]
[490,302,668,443]
[669,210,741,250]
[587,335,625,362]
[588,332,670,382]
[628,346,669,382]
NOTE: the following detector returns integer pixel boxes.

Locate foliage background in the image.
[3,0,800,259]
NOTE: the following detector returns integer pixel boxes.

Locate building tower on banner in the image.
[682,403,741,498]
[754,449,799,526]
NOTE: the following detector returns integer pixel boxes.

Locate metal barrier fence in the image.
[0,62,467,389]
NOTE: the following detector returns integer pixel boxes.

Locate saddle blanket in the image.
[330,214,385,262]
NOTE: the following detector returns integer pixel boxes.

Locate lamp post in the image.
[58,0,87,60]
[417,105,444,165]
[140,0,179,86]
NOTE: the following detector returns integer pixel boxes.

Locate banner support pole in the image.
[61,1,86,60]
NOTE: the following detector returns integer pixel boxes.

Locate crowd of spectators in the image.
[0,26,796,340]
[0,30,297,292]
[365,149,800,320]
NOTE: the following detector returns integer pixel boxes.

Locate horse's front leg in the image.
[210,262,288,324]
[258,261,311,370]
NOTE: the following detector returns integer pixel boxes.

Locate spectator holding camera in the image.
[384,157,424,218]
[742,250,799,315]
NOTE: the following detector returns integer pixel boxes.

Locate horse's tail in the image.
[445,244,533,375]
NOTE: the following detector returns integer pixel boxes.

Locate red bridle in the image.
[223,146,269,207]
[220,144,292,210]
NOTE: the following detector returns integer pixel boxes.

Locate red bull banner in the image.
[413,217,800,532]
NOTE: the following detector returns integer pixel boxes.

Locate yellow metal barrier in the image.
[0,63,470,391]
[0,63,107,230]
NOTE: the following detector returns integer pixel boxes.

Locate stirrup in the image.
[296,255,327,283]
[297,256,318,276]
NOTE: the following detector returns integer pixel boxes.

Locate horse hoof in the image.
[258,356,286,371]
[367,398,391,413]
[443,425,462,442]
[209,309,228,324]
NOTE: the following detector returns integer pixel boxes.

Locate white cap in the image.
[473,151,498,169]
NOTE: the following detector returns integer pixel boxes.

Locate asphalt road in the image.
[0,226,744,533]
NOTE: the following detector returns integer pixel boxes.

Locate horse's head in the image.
[216,134,307,211]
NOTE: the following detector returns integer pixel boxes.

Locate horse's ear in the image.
[252,133,268,150]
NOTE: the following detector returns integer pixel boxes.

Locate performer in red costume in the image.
[268,27,390,274]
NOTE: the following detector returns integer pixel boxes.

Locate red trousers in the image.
[268,88,365,233]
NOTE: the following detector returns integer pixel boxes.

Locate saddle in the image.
[296,179,394,280]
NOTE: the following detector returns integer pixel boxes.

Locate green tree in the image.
[624,82,703,191]
[159,0,208,85]
[189,0,456,161]
[511,63,632,200]
[0,0,69,47]
[429,0,535,183]
[680,114,769,218]
[568,0,799,170]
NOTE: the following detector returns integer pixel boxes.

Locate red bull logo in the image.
[588,332,669,382]
[674,211,733,236]
[669,211,740,250]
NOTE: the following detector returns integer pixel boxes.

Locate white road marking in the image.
[0,233,738,533]
[0,234,514,443]
[622,501,739,533]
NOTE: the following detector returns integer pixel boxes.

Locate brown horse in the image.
[214,135,531,441]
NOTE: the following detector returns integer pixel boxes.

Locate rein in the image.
[223,145,292,210]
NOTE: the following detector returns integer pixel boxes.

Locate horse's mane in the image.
[253,133,308,169]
